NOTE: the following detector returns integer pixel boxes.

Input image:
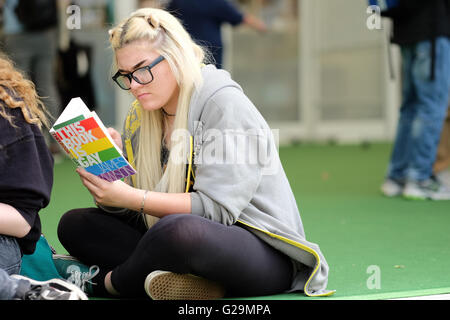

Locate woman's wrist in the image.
[140,190,149,214]
[118,186,147,212]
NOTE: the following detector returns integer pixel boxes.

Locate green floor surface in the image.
[39,143,450,300]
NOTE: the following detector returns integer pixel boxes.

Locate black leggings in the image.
[57,208,293,298]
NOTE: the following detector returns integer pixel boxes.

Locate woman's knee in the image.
[147,214,208,254]
[57,208,95,247]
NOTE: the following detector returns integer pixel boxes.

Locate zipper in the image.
[236,219,335,297]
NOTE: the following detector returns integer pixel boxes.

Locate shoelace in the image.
[67,265,100,292]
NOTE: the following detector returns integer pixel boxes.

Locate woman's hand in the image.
[107,127,123,151]
[76,167,138,209]
[76,168,192,216]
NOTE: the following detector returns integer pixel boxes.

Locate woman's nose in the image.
[129,77,143,90]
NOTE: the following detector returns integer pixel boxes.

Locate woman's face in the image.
[115,40,179,113]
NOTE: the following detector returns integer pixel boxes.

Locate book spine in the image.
[50,131,70,155]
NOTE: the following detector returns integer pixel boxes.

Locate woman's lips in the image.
[137,93,150,99]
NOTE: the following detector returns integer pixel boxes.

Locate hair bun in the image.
[147,15,160,29]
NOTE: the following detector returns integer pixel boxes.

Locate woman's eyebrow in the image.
[118,59,148,73]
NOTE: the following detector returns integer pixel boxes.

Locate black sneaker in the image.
[11,275,88,300]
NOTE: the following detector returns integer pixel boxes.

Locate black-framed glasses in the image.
[112,55,165,90]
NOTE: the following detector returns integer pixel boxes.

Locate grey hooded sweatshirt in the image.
[122,64,334,297]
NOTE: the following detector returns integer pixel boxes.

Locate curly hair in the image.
[0,52,49,128]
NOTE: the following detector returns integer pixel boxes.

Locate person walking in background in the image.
[380,0,450,200]
[1,0,61,154]
[433,103,450,186]
[165,0,267,69]
[0,53,86,300]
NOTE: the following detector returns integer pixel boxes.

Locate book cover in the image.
[49,97,136,182]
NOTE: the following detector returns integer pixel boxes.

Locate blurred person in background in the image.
[1,0,61,154]
[380,0,450,200]
[433,103,450,186]
[164,0,267,69]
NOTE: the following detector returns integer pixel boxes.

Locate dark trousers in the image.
[57,209,293,298]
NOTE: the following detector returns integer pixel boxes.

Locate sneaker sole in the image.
[144,271,225,300]
[404,193,450,200]
[403,194,427,201]
[381,191,403,197]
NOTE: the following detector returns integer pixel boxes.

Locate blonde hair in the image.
[0,53,49,129]
[109,8,204,224]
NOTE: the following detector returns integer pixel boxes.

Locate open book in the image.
[49,97,136,182]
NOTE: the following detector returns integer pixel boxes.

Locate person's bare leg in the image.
[104,271,120,296]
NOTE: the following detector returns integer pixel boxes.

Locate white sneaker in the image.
[381,179,404,197]
[403,179,450,200]
[436,169,450,187]
[144,270,225,300]
[11,275,88,300]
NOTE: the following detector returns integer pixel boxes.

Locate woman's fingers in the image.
[76,167,131,208]
[77,168,103,197]
[77,168,104,187]
[107,127,123,151]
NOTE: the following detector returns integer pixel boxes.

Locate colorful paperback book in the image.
[49,97,136,182]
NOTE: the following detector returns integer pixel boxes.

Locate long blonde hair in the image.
[109,8,204,220]
[0,53,49,128]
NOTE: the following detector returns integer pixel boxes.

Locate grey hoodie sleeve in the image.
[190,87,269,225]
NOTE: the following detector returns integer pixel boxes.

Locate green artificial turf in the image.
[277,143,450,299]
[39,142,450,300]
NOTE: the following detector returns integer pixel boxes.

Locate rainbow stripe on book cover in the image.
[51,114,136,182]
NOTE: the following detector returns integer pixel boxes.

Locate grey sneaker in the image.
[403,178,450,200]
[11,275,88,300]
[381,178,404,197]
